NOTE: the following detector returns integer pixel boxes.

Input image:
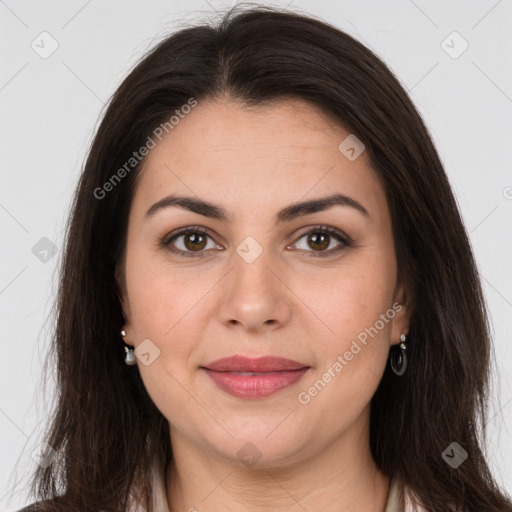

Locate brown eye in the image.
[291,226,350,257]
[306,232,330,251]
[182,232,207,251]
[163,228,221,258]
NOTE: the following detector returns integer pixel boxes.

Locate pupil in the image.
[186,233,205,250]
[309,233,329,251]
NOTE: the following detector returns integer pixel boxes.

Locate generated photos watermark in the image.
[94,97,198,200]
[297,301,403,405]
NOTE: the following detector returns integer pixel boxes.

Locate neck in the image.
[166,413,390,512]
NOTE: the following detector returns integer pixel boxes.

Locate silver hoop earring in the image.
[121,329,136,366]
[390,333,407,376]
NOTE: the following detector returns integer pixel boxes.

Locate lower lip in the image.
[202,368,309,399]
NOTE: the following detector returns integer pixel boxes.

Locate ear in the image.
[389,276,413,346]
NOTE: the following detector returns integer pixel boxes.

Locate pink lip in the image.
[201,355,310,399]
[203,355,308,372]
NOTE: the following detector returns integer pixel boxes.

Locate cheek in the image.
[302,256,395,404]
[125,250,199,338]
[127,257,209,420]
[294,258,394,414]
[286,271,395,444]
[298,256,394,352]
[124,251,218,394]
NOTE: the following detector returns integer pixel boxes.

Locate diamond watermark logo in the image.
[31,442,57,468]
[237,442,263,467]
[32,237,58,263]
[31,31,59,59]
[236,236,263,264]
[441,31,469,59]
[442,442,468,468]
[338,134,365,161]
[134,338,161,366]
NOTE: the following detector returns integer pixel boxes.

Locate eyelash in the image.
[160,225,351,259]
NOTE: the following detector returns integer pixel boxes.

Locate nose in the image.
[217,245,292,334]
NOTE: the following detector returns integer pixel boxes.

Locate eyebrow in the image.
[145,193,369,224]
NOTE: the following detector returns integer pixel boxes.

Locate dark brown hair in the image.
[20,5,511,512]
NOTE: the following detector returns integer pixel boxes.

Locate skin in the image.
[117,97,412,512]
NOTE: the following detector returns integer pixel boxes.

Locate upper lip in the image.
[202,355,309,372]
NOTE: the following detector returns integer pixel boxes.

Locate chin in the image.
[204,428,310,469]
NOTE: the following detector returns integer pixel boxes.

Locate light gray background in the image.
[1,0,511,510]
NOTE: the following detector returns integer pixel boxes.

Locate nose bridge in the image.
[218,235,291,331]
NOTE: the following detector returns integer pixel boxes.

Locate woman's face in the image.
[118,98,411,467]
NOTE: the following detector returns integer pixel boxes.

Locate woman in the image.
[16,6,512,512]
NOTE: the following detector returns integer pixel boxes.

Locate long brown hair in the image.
[22,5,512,511]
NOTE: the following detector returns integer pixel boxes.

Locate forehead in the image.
[130,98,387,224]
